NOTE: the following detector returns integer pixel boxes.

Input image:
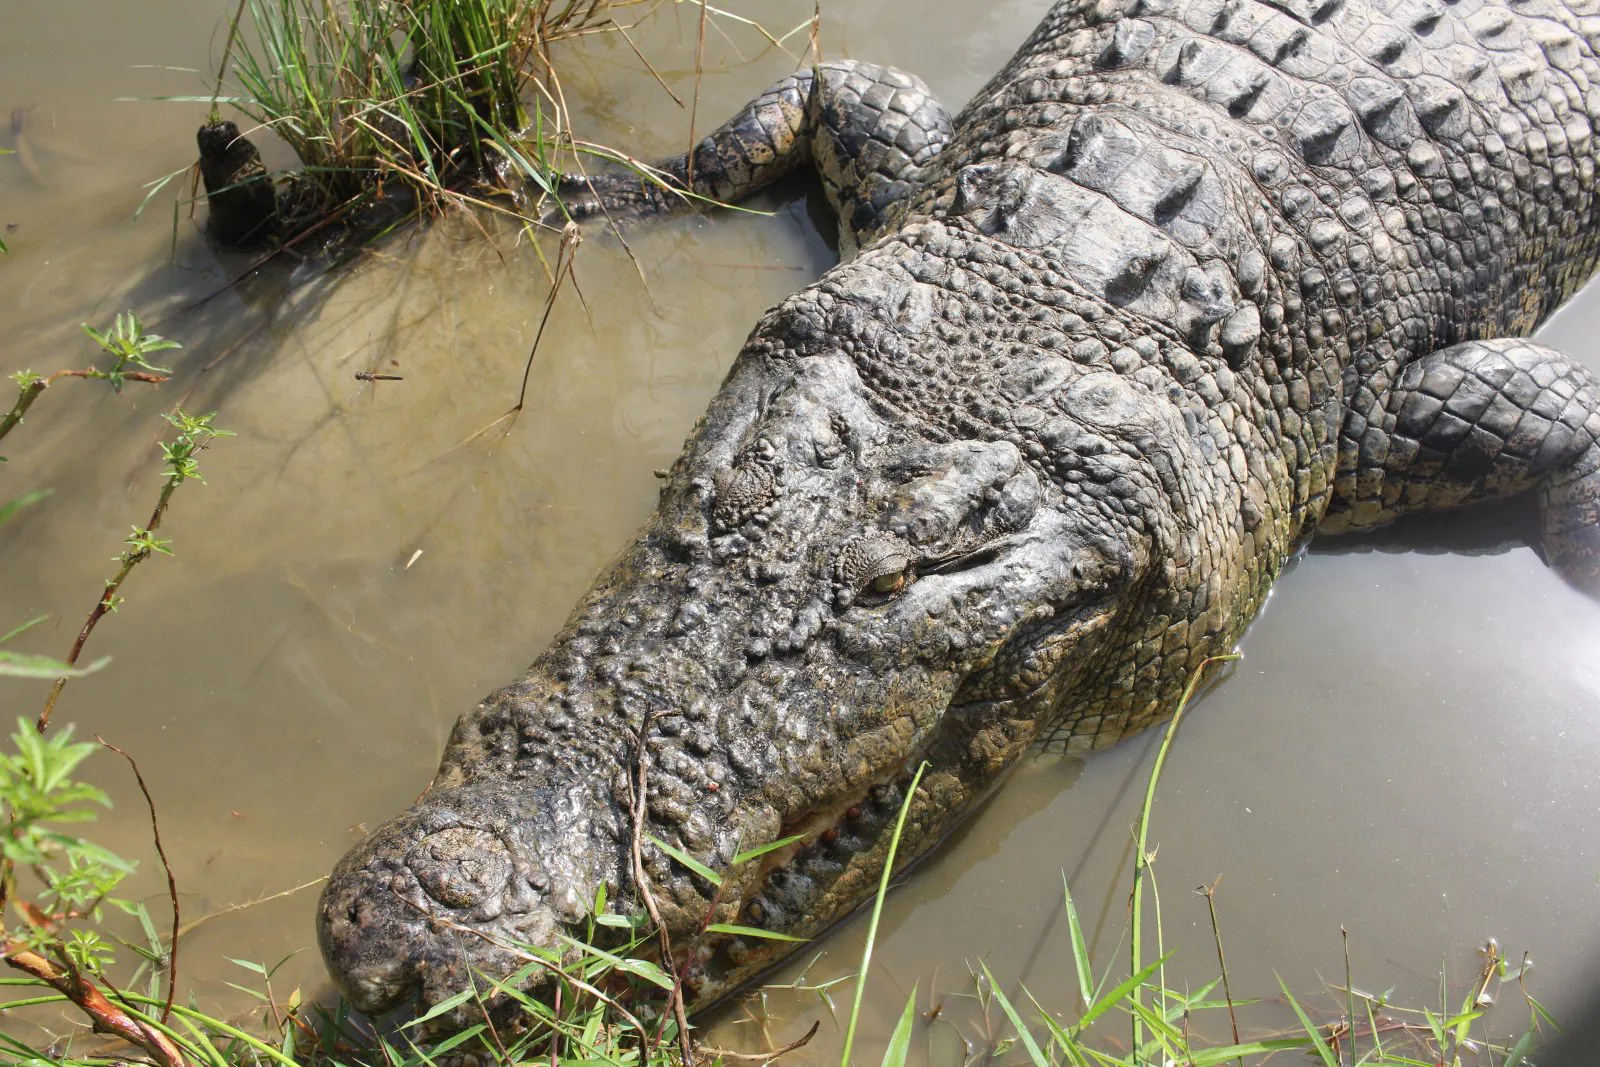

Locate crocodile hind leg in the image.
[1323,339,1600,594]
[553,60,952,249]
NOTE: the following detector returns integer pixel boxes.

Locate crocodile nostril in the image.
[407,828,513,910]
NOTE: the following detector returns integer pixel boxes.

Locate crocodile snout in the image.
[317,786,607,1018]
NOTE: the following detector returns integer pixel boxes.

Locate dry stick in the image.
[515,223,582,416]
[449,221,581,454]
[808,0,822,68]
[543,70,660,318]
[628,707,695,1067]
[1198,877,1242,1065]
[3,945,190,1067]
[684,0,709,190]
[0,370,170,445]
[611,21,685,107]
[175,877,325,939]
[36,469,187,733]
[97,737,180,1025]
[212,0,250,120]
[698,1020,821,1064]
[1342,926,1355,1067]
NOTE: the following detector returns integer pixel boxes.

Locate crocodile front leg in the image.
[1325,339,1600,594]
[554,60,953,251]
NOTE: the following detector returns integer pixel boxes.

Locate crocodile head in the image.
[318,259,1167,1020]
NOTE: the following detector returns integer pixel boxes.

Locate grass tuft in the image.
[207,0,643,248]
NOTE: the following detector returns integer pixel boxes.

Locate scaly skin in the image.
[318,0,1600,1021]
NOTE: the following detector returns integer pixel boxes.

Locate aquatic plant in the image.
[197,0,644,246]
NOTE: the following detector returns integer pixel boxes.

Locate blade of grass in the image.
[878,984,918,1067]
[979,961,1048,1067]
[839,761,927,1067]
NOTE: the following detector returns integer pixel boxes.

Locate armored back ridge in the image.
[317,0,1600,1020]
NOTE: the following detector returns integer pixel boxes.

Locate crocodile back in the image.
[824,0,1600,737]
[940,0,1600,343]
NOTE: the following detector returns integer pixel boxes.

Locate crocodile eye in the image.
[871,569,908,595]
[835,532,915,607]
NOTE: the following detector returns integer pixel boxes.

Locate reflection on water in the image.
[3,0,1600,1061]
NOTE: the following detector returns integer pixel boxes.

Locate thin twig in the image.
[212,0,250,121]
[390,895,657,1041]
[684,0,709,189]
[1342,926,1355,1067]
[0,369,170,446]
[1130,652,1241,1058]
[698,1019,820,1064]
[95,738,179,1026]
[176,877,325,938]
[629,706,695,1067]
[39,417,224,731]
[515,222,581,417]
[1197,876,1241,1064]
[39,484,180,733]
[611,21,685,107]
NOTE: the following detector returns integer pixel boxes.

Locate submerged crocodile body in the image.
[318,0,1600,1018]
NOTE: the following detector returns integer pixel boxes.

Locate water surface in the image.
[2,1,1597,1060]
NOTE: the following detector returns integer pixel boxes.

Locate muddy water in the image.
[3,0,1599,1060]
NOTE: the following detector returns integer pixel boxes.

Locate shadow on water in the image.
[1311,499,1544,563]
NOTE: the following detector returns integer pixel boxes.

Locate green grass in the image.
[204,0,640,243]
[0,629,1559,1066]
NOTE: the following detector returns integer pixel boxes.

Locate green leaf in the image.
[0,650,109,680]
[731,833,807,866]
[400,986,477,1028]
[0,615,49,645]
[227,957,268,976]
[557,935,674,991]
[979,962,1048,1067]
[878,984,918,1067]
[646,834,722,887]
[703,923,806,943]
[1504,1029,1535,1067]
[1422,1006,1447,1049]
[0,490,51,526]
[1279,977,1340,1067]
[418,1022,486,1056]
[1074,954,1169,1034]
[1062,873,1095,1010]
[1189,1036,1316,1066]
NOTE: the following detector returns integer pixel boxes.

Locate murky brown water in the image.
[3,0,1599,1061]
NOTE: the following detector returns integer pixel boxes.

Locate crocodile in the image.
[317,0,1600,1019]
